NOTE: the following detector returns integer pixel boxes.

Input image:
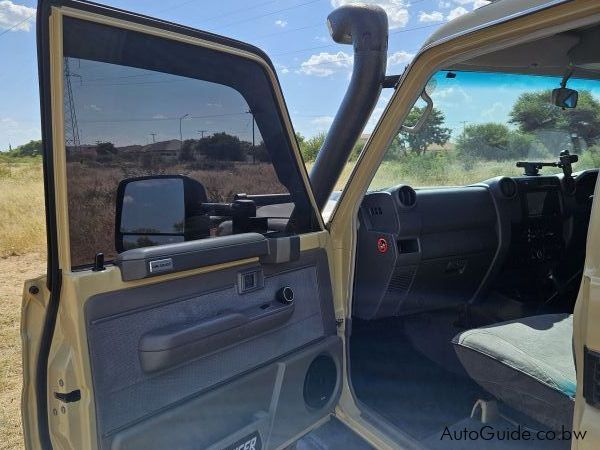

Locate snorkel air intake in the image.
[309,4,388,211]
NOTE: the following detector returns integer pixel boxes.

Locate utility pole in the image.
[246,109,255,163]
[150,132,157,143]
[197,130,208,139]
[460,121,469,134]
[179,113,189,152]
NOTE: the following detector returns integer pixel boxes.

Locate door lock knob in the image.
[277,286,294,304]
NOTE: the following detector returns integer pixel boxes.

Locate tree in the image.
[196,132,246,161]
[179,139,196,162]
[95,141,117,156]
[397,107,451,155]
[299,133,325,162]
[456,123,536,161]
[510,90,600,146]
[6,140,43,157]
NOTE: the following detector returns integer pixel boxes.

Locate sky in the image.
[0,0,498,150]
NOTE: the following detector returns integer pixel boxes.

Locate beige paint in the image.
[572,169,600,448]
[329,0,600,446]
[22,0,600,449]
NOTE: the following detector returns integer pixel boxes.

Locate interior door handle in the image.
[139,301,295,372]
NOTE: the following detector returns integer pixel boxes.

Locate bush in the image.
[299,133,325,162]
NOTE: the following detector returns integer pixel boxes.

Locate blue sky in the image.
[0,0,494,150]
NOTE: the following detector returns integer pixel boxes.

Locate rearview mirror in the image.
[552,87,578,109]
[115,175,208,252]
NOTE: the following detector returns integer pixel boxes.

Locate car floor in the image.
[349,310,571,450]
[293,417,374,449]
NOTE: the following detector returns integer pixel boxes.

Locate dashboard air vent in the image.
[397,185,417,208]
[369,206,383,216]
[499,177,517,198]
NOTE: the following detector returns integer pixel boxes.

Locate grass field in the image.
[1,150,599,449]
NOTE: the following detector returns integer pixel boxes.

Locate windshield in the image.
[369,71,600,190]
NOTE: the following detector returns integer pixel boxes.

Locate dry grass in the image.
[0,160,46,258]
[0,253,45,450]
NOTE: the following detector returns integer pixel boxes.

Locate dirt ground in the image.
[0,253,46,450]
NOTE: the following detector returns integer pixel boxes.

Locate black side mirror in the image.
[115,175,208,252]
[552,87,578,109]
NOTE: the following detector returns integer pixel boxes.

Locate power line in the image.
[217,0,322,30]
[0,13,35,38]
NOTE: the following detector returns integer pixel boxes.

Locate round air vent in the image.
[303,354,337,410]
[397,185,417,208]
[498,177,517,198]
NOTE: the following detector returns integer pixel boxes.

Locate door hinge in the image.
[54,389,81,403]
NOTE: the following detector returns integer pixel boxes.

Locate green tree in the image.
[456,123,536,161]
[510,90,600,146]
[456,123,510,160]
[6,140,43,157]
[398,107,451,155]
[299,133,325,162]
[196,132,246,161]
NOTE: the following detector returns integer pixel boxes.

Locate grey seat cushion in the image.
[452,314,575,430]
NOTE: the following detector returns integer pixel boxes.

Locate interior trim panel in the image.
[85,249,337,449]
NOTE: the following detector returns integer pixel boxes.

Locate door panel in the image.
[31,2,338,449]
[85,249,337,448]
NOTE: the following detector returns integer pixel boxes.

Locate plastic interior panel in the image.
[85,249,336,449]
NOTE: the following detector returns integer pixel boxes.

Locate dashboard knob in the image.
[277,286,294,304]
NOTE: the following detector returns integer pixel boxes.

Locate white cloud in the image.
[447,6,468,21]
[439,1,451,8]
[452,0,490,8]
[299,51,353,77]
[276,63,290,74]
[152,114,167,120]
[419,10,444,23]
[0,1,36,32]
[388,50,414,66]
[311,116,334,130]
[274,19,287,28]
[330,0,409,29]
[89,104,101,112]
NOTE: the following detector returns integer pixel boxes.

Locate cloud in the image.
[330,0,409,29]
[274,19,287,28]
[452,0,490,8]
[0,1,36,32]
[152,114,167,120]
[447,6,468,20]
[438,0,451,8]
[276,63,290,74]
[388,50,414,66]
[311,116,334,130]
[89,104,101,112]
[419,10,444,23]
[299,51,353,77]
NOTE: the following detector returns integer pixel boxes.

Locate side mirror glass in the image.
[552,87,578,109]
[115,175,208,252]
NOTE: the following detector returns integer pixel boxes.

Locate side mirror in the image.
[552,87,578,109]
[115,175,208,252]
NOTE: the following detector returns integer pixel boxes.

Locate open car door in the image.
[573,175,600,448]
[22,1,342,449]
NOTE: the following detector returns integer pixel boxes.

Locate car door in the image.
[22,1,341,449]
[573,174,600,449]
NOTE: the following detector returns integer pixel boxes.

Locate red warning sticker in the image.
[377,237,389,254]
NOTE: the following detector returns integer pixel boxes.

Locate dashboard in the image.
[352,170,598,320]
